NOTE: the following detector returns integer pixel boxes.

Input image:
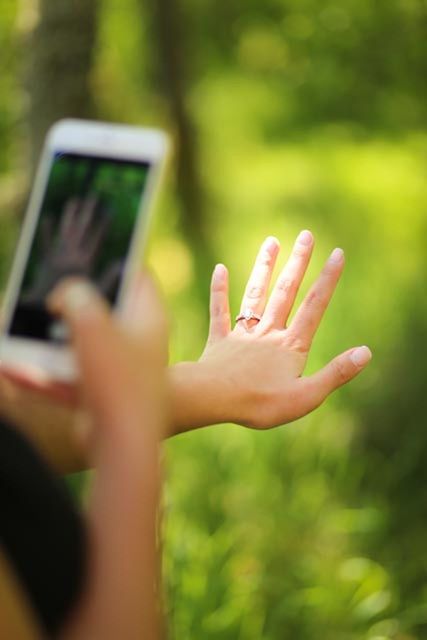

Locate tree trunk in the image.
[144,0,214,304]
[27,0,99,168]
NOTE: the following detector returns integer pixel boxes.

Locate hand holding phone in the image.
[0,119,169,380]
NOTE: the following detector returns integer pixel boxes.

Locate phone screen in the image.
[8,152,151,343]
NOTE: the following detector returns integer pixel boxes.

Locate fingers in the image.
[77,195,98,242]
[261,230,314,330]
[239,236,280,322]
[59,197,79,238]
[0,366,77,405]
[299,346,372,412]
[208,263,231,341]
[286,247,345,352]
[47,276,167,438]
[86,210,111,261]
[47,280,130,437]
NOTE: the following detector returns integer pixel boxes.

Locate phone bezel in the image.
[0,119,169,380]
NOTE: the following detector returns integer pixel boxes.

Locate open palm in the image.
[199,231,371,428]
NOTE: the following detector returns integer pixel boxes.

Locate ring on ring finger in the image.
[235,308,262,324]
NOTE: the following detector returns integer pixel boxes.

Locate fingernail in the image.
[297,230,313,246]
[350,346,372,367]
[65,282,98,312]
[265,236,280,250]
[329,247,344,263]
[214,263,227,280]
[47,281,98,317]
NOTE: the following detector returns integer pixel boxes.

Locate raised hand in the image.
[171,232,371,431]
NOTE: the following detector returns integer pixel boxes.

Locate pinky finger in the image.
[301,345,372,412]
[208,264,231,341]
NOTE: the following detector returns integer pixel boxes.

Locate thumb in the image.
[301,346,372,411]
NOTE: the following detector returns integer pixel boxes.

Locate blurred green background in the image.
[1,1,426,638]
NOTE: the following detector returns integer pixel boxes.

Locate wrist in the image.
[167,360,232,437]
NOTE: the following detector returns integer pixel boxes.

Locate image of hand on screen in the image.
[23,196,112,305]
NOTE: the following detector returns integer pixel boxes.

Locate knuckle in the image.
[246,285,264,300]
[331,358,349,385]
[258,248,274,267]
[211,281,227,294]
[305,290,319,308]
[293,244,310,258]
[211,303,223,316]
[322,261,339,277]
[304,289,326,310]
[277,276,295,296]
[285,332,309,355]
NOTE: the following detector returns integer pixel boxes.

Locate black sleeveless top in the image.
[0,419,86,636]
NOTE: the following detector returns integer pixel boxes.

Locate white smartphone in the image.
[0,119,169,380]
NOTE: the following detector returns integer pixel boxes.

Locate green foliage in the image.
[1,0,426,637]
[184,0,427,132]
[162,133,426,639]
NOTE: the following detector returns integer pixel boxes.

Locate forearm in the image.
[168,361,234,436]
[0,360,230,475]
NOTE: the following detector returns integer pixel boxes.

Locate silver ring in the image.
[235,308,262,323]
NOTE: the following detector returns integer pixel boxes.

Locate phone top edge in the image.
[48,118,170,141]
[47,119,170,162]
